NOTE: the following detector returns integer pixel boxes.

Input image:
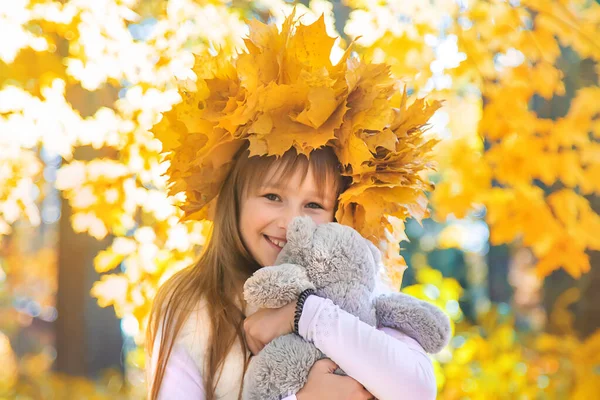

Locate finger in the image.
[362,386,374,397]
[315,358,339,373]
[360,387,374,400]
[246,336,260,355]
[351,388,372,400]
[255,341,265,354]
[340,377,370,399]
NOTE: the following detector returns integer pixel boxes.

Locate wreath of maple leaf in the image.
[151,9,442,287]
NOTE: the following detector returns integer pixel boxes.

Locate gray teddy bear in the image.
[242,216,451,400]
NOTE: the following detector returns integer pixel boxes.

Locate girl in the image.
[146,10,446,400]
[146,146,438,400]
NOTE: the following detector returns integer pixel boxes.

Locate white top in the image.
[151,295,437,400]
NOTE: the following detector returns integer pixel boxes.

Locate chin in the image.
[261,258,275,267]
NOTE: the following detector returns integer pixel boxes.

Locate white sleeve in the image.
[298,295,437,400]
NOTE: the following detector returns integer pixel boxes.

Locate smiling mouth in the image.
[264,234,286,249]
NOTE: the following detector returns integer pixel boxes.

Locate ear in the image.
[286,216,317,248]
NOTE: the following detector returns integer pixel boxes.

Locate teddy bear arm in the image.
[243,263,315,309]
[375,293,451,354]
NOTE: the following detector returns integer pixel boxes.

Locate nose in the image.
[277,204,307,232]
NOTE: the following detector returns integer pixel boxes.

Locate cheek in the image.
[313,209,335,225]
[239,199,257,239]
[240,198,272,233]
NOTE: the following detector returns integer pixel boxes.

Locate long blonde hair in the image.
[146,144,349,400]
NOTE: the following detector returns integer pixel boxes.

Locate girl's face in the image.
[239,165,338,267]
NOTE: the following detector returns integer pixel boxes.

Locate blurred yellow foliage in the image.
[425,0,600,278]
[0,0,598,334]
[404,266,600,399]
[0,0,352,346]
[0,332,18,395]
[1,0,599,397]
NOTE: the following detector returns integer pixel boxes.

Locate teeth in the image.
[267,236,286,248]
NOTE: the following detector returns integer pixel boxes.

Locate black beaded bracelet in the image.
[294,288,316,335]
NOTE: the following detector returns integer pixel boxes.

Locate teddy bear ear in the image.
[286,216,317,248]
[366,240,382,265]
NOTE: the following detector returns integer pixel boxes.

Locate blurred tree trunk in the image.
[487,244,513,303]
[54,146,123,377]
[54,59,123,375]
[574,57,600,337]
[576,195,600,337]
[541,55,599,337]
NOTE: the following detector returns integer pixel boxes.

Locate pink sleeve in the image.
[150,342,297,400]
[298,295,437,400]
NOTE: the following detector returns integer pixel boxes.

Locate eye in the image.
[264,193,280,201]
[306,202,324,210]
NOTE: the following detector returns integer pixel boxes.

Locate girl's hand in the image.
[296,359,374,400]
[243,301,296,355]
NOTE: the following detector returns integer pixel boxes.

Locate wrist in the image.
[294,289,316,335]
[282,300,296,334]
